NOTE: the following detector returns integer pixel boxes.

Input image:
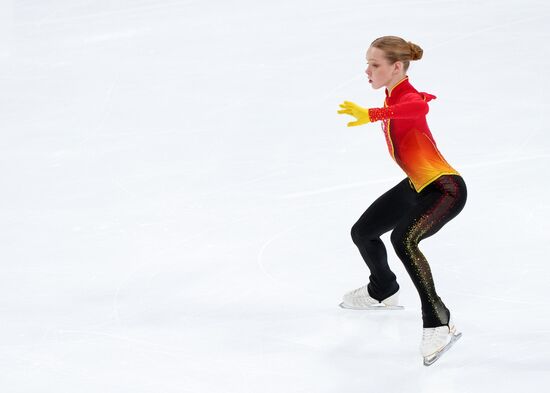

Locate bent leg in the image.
[390,175,467,327]
[351,178,417,300]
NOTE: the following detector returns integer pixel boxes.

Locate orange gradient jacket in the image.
[368,76,460,192]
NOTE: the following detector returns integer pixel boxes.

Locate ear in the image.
[393,61,404,75]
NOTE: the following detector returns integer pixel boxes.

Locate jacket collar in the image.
[385,76,410,98]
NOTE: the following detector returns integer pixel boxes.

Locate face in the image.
[365,46,401,90]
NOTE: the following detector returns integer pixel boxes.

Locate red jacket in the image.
[368,76,459,192]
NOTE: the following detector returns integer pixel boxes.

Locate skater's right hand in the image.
[337,101,372,127]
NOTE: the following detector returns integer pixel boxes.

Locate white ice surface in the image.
[1,0,550,392]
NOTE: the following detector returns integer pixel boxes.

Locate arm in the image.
[338,92,435,127]
[368,93,429,122]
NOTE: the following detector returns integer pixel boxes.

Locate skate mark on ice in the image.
[461,153,550,171]
[257,226,298,286]
[428,14,547,50]
[57,329,187,357]
[21,1,197,28]
[111,216,252,325]
[279,176,401,199]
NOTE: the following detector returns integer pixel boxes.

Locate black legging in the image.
[351,174,467,328]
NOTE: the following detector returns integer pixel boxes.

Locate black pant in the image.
[351,175,467,328]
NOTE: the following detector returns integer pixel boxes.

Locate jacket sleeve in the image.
[368,92,435,122]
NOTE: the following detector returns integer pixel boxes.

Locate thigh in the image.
[354,178,417,238]
[394,175,467,242]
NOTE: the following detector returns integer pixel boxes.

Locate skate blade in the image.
[423,332,462,366]
[339,302,404,310]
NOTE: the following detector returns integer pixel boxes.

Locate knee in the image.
[351,222,371,245]
[350,223,361,245]
[390,229,408,257]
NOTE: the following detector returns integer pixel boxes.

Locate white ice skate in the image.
[421,318,462,366]
[339,285,404,310]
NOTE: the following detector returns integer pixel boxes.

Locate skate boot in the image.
[421,317,462,366]
[339,285,403,310]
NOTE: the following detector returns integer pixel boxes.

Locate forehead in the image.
[366,46,386,61]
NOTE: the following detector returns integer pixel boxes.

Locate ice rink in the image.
[1,0,549,391]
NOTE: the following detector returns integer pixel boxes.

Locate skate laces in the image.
[348,285,370,300]
[345,285,376,307]
[351,285,368,296]
[422,328,436,342]
[422,326,450,345]
[355,286,375,303]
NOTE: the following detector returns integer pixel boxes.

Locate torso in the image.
[382,77,460,193]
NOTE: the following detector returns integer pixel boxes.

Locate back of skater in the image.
[337,36,467,366]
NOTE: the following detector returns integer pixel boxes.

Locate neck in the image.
[386,74,408,95]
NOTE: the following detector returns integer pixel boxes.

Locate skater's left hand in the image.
[337,101,371,127]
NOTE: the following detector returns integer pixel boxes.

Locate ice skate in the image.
[339,285,404,310]
[421,318,462,366]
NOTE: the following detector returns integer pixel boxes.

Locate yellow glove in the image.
[337,101,371,127]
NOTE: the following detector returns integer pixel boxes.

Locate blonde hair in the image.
[370,36,423,72]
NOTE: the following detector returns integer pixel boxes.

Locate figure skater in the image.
[337,36,467,366]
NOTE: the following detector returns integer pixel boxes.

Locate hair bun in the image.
[408,41,423,61]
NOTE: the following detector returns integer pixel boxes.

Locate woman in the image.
[337,36,467,366]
